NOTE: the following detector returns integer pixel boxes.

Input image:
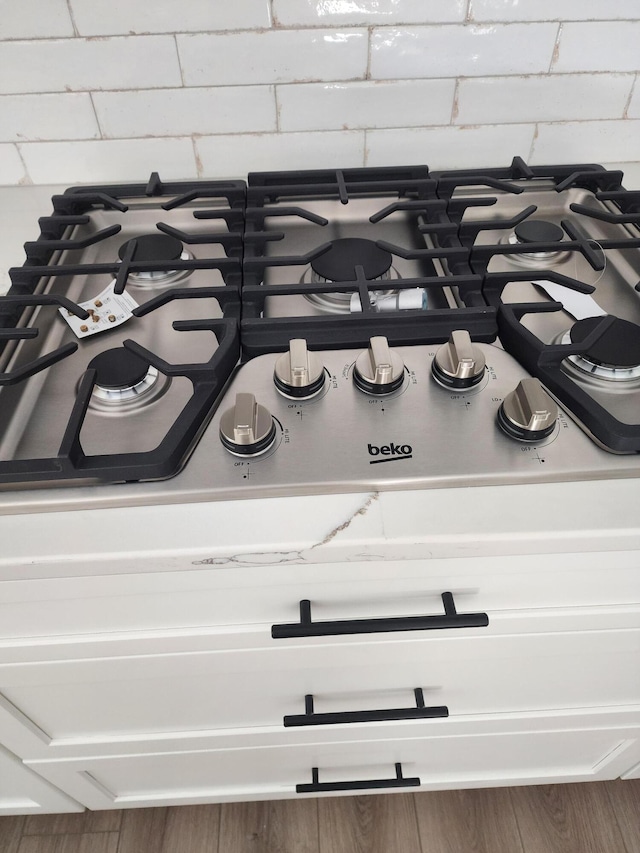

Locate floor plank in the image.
[414,788,524,853]
[509,782,628,853]
[0,817,24,853]
[116,808,167,853]
[160,805,220,853]
[319,793,420,853]
[605,779,640,853]
[219,799,319,853]
[22,813,122,836]
[17,832,119,853]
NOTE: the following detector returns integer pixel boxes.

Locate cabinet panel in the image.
[28,727,640,810]
[1,550,639,641]
[1,628,638,759]
[0,746,81,815]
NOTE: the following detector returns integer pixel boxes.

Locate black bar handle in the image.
[284,688,448,727]
[272,592,488,639]
[296,763,419,794]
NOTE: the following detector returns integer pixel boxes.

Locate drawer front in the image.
[28,726,640,810]
[1,550,639,641]
[1,628,639,759]
[0,746,81,815]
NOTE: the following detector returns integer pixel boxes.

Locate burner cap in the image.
[118,234,183,263]
[310,238,393,282]
[569,316,640,368]
[88,348,151,390]
[514,220,564,244]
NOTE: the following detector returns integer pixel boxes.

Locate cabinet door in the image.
[0,746,81,815]
[1,628,639,759]
[27,727,640,810]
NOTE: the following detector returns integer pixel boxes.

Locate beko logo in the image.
[367,442,413,464]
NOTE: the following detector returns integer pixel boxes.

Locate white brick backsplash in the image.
[18,138,197,184]
[366,124,536,170]
[273,0,465,27]
[93,87,276,138]
[456,75,634,125]
[469,0,640,22]
[278,79,456,132]
[0,93,99,142]
[531,120,640,164]
[69,0,271,35]
[0,0,73,39]
[554,22,640,73]
[196,131,364,177]
[0,144,27,185]
[177,30,368,86]
[370,24,558,79]
[0,37,182,95]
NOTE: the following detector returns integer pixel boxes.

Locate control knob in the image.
[432,330,486,389]
[219,393,276,456]
[497,378,558,442]
[274,338,325,398]
[353,336,404,395]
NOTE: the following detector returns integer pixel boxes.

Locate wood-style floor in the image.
[1,780,639,853]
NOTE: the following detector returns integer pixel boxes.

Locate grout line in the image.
[14,143,33,185]
[366,26,373,80]
[623,73,637,118]
[363,128,368,166]
[274,85,280,132]
[528,123,538,162]
[192,137,204,178]
[88,92,105,139]
[174,34,186,87]
[269,0,276,27]
[548,21,563,72]
[450,77,460,124]
[465,0,473,23]
[65,0,79,36]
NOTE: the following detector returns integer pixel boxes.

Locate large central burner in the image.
[118,234,191,287]
[563,316,640,382]
[307,238,394,314]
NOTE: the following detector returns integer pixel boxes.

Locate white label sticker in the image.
[533,281,606,321]
[59,281,139,338]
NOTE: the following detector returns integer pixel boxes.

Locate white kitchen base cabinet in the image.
[0,745,81,815]
[25,721,640,810]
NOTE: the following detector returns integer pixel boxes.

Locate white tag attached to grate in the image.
[59,281,139,339]
[533,281,607,321]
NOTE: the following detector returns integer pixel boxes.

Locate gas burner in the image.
[87,347,167,411]
[505,219,568,268]
[560,316,640,382]
[305,238,396,314]
[117,234,193,288]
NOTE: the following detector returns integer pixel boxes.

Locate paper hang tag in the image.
[533,280,606,322]
[60,281,139,339]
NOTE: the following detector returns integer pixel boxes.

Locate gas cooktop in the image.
[1,159,639,509]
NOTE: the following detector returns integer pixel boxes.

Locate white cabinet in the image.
[0,546,639,813]
[0,745,80,815]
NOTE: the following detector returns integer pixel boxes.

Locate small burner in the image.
[563,316,640,381]
[514,220,564,245]
[117,234,192,287]
[311,238,393,283]
[87,348,161,406]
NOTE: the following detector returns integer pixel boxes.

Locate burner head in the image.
[118,234,183,263]
[570,316,640,369]
[88,348,151,390]
[310,238,393,282]
[514,220,564,245]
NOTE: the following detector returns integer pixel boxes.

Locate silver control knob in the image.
[219,392,276,456]
[353,336,404,395]
[432,330,486,389]
[497,378,558,442]
[274,338,325,399]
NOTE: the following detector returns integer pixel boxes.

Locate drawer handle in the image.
[272,591,488,639]
[296,762,420,794]
[284,689,448,727]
